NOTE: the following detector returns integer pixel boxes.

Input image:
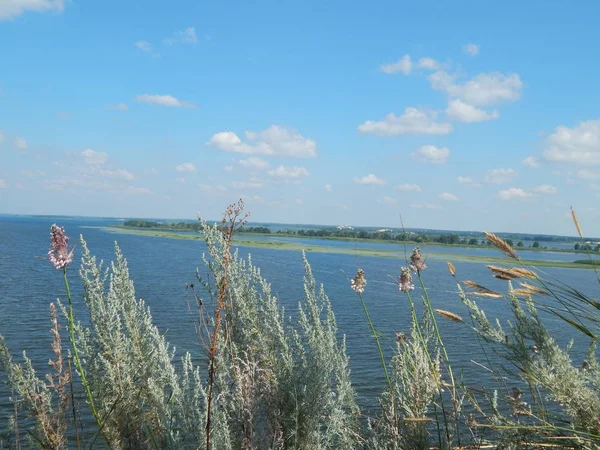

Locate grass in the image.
[98,226,600,270]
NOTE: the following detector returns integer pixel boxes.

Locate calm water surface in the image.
[1,216,598,432]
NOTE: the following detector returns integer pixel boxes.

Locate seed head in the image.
[48,224,74,270]
[409,247,427,272]
[350,268,367,294]
[398,267,414,292]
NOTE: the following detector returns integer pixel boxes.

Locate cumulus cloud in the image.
[533,184,557,194]
[232,181,263,189]
[124,186,152,195]
[237,157,269,170]
[135,94,196,108]
[430,71,522,107]
[82,149,108,165]
[463,43,480,56]
[485,168,517,184]
[268,165,310,181]
[497,188,532,200]
[457,176,481,187]
[296,199,304,205]
[324,184,332,191]
[135,41,154,53]
[379,196,397,205]
[522,156,540,168]
[0,0,64,20]
[395,183,421,192]
[543,120,600,165]
[439,192,459,201]
[380,55,412,74]
[98,168,136,181]
[175,162,197,173]
[224,165,233,172]
[14,137,27,151]
[353,174,385,185]
[446,98,499,122]
[418,57,442,70]
[106,103,128,111]
[577,169,600,180]
[412,145,450,164]
[164,27,198,45]
[358,107,453,136]
[207,125,317,157]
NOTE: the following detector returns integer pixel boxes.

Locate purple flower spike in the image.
[48,224,74,270]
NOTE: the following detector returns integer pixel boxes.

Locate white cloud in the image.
[430,71,522,106]
[543,120,600,165]
[410,203,441,210]
[395,183,421,192]
[497,188,532,200]
[485,168,517,184]
[463,43,480,56]
[237,157,269,170]
[358,107,453,136]
[380,196,397,205]
[412,145,450,164]
[164,27,198,45]
[521,156,540,168]
[216,184,227,191]
[232,181,263,189]
[380,55,412,74]
[353,174,386,185]
[98,168,136,181]
[14,137,27,151]
[267,165,310,181]
[578,169,600,180]
[198,184,213,192]
[418,57,441,70]
[324,184,332,191]
[106,103,128,111]
[135,94,196,108]
[207,125,317,157]
[446,98,499,122]
[439,192,459,201]
[175,162,197,173]
[134,41,154,53]
[0,179,8,189]
[533,184,558,194]
[296,199,304,205]
[0,0,64,20]
[457,176,481,187]
[81,149,108,165]
[224,165,233,172]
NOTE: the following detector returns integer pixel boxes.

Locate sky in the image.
[1,0,600,235]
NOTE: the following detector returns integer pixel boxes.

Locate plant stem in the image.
[356,292,396,426]
[63,269,101,430]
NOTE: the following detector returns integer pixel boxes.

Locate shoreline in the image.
[97,226,600,270]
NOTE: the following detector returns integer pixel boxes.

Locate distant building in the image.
[377,228,392,233]
[337,225,354,230]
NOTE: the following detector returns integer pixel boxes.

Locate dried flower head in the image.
[484,232,519,260]
[396,332,407,342]
[571,206,583,239]
[434,309,463,323]
[398,267,414,292]
[48,224,74,270]
[409,247,427,272]
[487,265,538,280]
[350,268,367,293]
[447,262,456,276]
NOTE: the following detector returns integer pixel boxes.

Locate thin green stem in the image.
[417,271,459,446]
[356,292,396,426]
[63,269,101,429]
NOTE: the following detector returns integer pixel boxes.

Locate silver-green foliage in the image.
[197,220,361,449]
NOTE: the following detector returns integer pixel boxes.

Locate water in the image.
[1,216,598,432]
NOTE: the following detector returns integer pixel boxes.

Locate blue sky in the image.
[1,0,600,235]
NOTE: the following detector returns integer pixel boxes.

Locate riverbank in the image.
[98,226,599,270]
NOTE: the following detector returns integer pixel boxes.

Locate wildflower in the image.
[409,247,427,272]
[395,332,406,342]
[447,262,456,276]
[48,224,74,270]
[398,267,414,292]
[350,268,366,293]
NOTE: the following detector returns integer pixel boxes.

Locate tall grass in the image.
[1,201,599,449]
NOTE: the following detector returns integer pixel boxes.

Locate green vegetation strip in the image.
[101,227,599,270]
